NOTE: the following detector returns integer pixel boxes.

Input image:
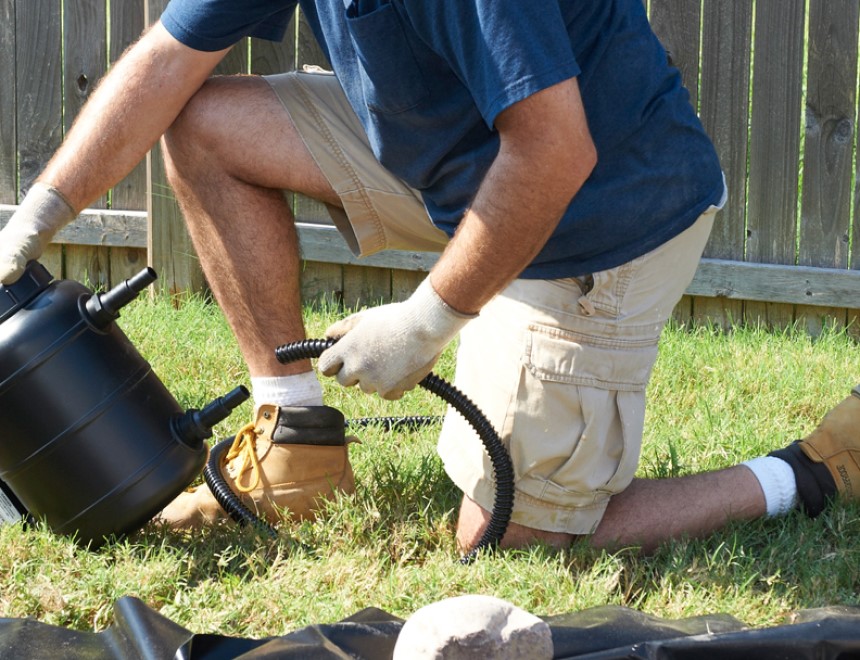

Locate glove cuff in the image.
[410,276,478,340]
[11,182,77,238]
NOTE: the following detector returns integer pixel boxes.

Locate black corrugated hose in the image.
[204,338,515,564]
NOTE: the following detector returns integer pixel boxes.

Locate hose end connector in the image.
[173,385,250,448]
[84,267,157,328]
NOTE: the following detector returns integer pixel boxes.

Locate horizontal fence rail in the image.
[5,209,860,311]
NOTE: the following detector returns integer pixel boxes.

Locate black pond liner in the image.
[0,596,858,659]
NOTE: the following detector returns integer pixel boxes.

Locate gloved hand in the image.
[0,182,76,284]
[319,277,476,400]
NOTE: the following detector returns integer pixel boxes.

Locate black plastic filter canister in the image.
[0,261,247,547]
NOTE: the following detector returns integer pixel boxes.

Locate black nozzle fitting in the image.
[173,385,250,448]
[84,267,157,328]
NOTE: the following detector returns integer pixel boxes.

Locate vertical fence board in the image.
[144,6,248,296]
[342,264,390,310]
[301,261,343,306]
[214,38,248,76]
[796,0,858,334]
[648,0,701,325]
[62,0,109,289]
[694,0,753,329]
[648,0,701,108]
[109,0,148,284]
[110,0,147,211]
[848,8,860,336]
[744,0,806,329]
[392,269,426,303]
[16,0,62,191]
[17,0,63,274]
[251,17,296,76]
[0,0,16,204]
[292,11,351,303]
[145,1,204,295]
[63,0,106,204]
[296,10,329,69]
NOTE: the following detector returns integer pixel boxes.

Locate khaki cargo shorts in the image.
[266,69,721,535]
[437,210,717,534]
[266,69,449,256]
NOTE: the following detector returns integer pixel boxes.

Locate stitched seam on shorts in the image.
[472,480,608,535]
[528,323,659,350]
[527,370,647,391]
[525,324,657,390]
[515,488,608,512]
[588,258,638,316]
[293,77,387,254]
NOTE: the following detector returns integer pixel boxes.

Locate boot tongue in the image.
[272,406,348,446]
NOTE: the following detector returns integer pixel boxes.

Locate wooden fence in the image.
[1,0,860,333]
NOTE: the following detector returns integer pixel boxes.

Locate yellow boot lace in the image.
[223,421,263,493]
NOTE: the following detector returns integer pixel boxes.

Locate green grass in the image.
[0,294,859,638]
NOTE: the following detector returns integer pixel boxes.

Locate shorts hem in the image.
[264,72,388,255]
[463,473,611,536]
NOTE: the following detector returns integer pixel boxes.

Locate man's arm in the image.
[0,21,229,284]
[40,21,230,211]
[430,76,597,314]
[319,77,597,399]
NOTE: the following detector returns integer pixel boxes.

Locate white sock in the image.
[251,373,324,411]
[742,456,798,517]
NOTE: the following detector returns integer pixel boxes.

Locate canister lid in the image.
[0,261,54,324]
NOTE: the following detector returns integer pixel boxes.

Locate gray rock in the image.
[393,594,553,659]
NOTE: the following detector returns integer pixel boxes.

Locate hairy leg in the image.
[162,75,340,377]
[456,466,766,553]
[590,467,766,553]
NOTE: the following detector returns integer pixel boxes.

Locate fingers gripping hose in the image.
[205,338,515,564]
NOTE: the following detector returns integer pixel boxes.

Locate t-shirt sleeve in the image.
[404,0,581,128]
[161,0,298,52]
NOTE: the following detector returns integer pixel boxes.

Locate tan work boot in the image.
[770,385,860,516]
[798,386,860,499]
[158,405,356,529]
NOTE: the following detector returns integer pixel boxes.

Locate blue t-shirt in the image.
[161,0,724,279]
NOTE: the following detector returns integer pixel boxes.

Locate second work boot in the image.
[770,386,860,517]
[158,405,356,529]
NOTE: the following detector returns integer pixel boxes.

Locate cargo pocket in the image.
[512,323,658,509]
[525,323,658,392]
[344,3,429,114]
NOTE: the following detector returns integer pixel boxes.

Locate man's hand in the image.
[318,277,476,400]
[0,183,77,284]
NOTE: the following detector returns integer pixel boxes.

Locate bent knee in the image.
[163,75,264,168]
[456,495,574,552]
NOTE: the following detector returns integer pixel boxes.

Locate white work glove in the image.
[0,182,76,285]
[319,277,477,400]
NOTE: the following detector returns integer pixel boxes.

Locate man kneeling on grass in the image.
[0,0,858,554]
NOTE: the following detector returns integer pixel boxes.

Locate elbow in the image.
[575,125,598,179]
[560,138,597,201]
[579,140,598,186]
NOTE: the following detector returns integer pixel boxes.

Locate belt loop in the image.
[578,295,596,316]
